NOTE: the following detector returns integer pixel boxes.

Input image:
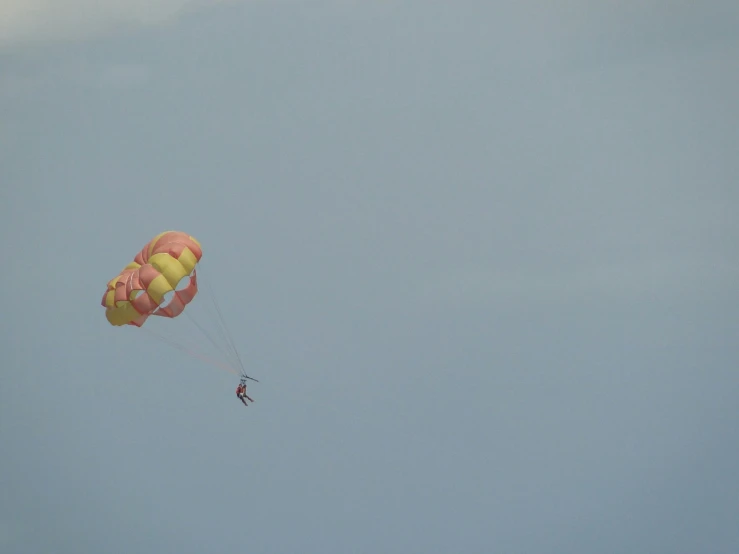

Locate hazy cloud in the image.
[0,59,150,102]
[0,0,237,46]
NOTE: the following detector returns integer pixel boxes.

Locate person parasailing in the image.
[236,378,254,406]
[101,230,262,408]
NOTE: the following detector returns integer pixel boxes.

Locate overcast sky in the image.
[2,1,738,553]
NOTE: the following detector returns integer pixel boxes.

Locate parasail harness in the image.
[240,374,259,385]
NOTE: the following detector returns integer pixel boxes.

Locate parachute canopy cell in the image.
[101,231,202,327]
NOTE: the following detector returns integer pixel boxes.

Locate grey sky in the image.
[2,1,738,553]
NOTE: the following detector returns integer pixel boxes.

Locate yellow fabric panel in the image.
[177,247,198,275]
[104,290,116,308]
[106,301,139,326]
[146,273,174,304]
[148,252,189,289]
[124,261,141,270]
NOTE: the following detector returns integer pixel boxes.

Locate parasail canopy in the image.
[101,231,202,327]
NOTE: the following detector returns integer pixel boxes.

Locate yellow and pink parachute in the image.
[101,231,203,327]
[101,231,255,381]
